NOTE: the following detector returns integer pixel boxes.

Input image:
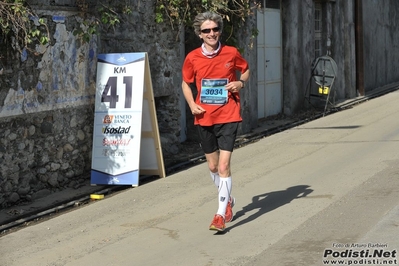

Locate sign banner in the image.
[91,53,146,186]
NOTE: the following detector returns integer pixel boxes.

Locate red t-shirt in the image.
[182,45,249,126]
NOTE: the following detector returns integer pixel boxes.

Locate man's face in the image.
[200,20,220,48]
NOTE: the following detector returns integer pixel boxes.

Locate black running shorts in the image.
[196,122,239,154]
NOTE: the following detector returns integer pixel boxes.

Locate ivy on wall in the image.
[0,0,259,58]
[0,0,49,55]
[155,0,260,48]
[73,0,133,43]
[76,0,260,48]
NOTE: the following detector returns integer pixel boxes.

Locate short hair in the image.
[193,11,223,36]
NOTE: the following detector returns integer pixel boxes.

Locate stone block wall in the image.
[0,106,93,206]
[0,1,184,208]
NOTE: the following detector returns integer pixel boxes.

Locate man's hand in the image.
[225,81,243,93]
[190,104,206,115]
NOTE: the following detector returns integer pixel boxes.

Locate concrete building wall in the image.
[282,0,399,114]
[281,0,315,115]
[331,0,357,99]
[232,11,258,134]
[282,0,357,113]
[362,0,399,91]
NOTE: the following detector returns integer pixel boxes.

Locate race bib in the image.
[200,78,228,105]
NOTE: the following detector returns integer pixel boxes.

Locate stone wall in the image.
[0,4,98,207]
[96,0,183,153]
[0,0,185,208]
[0,106,93,206]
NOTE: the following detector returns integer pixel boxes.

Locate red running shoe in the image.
[209,214,226,232]
[225,197,235,223]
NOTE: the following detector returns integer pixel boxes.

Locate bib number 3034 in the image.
[101,76,133,109]
[200,78,228,105]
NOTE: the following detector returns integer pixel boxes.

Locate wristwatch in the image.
[239,79,245,88]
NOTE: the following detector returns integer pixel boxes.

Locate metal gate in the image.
[257,1,282,119]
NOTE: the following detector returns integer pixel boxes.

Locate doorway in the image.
[256,1,283,119]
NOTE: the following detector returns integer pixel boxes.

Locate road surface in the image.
[1,91,399,266]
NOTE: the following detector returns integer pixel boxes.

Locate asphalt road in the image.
[1,91,399,266]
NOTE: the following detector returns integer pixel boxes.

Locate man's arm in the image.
[182,80,205,115]
[240,69,250,86]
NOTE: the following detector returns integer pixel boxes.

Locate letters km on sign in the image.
[91,53,165,186]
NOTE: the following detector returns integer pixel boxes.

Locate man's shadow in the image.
[224,185,313,232]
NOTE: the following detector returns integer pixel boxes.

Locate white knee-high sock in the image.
[210,171,220,187]
[216,177,232,217]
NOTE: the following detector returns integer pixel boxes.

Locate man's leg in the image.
[214,122,239,223]
[206,151,220,187]
[210,171,220,187]
[215,150,232,217]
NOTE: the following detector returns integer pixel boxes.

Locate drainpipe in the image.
[355,0,365,96]
[179,25,186,142]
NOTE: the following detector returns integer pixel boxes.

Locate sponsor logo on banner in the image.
[102,149,131,157]
[117,56,126,62]
[103,138,132,146]
[103,115,114,124]
[103,115,132,124]
[102,126,131,134]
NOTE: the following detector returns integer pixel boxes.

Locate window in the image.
[260,0,281,9]
[314,3,322,58]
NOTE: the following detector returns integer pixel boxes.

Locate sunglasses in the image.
[200,27,220,34]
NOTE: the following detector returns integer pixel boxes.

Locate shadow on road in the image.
[224,185,313,233]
